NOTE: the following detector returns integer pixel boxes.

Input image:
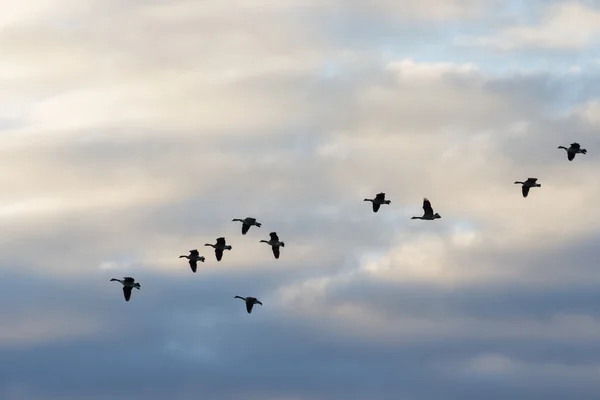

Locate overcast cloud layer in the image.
[1,1,600,399]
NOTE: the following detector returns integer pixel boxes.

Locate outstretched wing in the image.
[568,151,575,161]
[216,237,226,246]
[246,301,254,314]
[189,259,197,273]
[526,178,537,183]
[375,192,385,201]
[372,202,381,213]
[241,223,250,235]
[123,277,134,283]
[215,248,223,261]
[270,232,279,242]
[123,286,132,302]
[571,142,580,150]
[272,246,280,259]
[190,249,199,256]
[246,217,256,224]
[522,185,530,198]
[423,198,433,216]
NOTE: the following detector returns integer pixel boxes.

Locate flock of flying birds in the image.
[108,141,588,313]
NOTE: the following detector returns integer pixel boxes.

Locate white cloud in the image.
[458,1,600,50]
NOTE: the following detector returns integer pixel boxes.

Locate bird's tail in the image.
[582,149,587,154]
[256,223,262,227]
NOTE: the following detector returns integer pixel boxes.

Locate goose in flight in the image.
[204,237,232,261]
[234,296,263,314]
[364,192,391,213]
[558,142,587,161]
[411,198,441,220]
[232,217,262,235]
[260,232,285,259]
[514,177,541,198]
[110,277,141,302]
[179,249,205,273]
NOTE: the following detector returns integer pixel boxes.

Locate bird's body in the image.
[558,142,587,161]
[260,232,285,259]
[234,295,263,314]
[110,277,141,302]
[514,177,541,198]
[232,217,262,235]
[411,198,441,220]
[364,192,391,213]
[179,249,205,273]
[204,237,232,261]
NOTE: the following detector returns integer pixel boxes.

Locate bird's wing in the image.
[571,142,580,149]
[190,249,199,256]
[241,224,250,235]
[215,248,223,261]
[375,192,385,201]
[423,198,433,215]
[246,217,256,224]
[123,277,134,283]
[372,202,380,213]
[272,246,280,259]
[522,185,530,197]
[189,259,197,273]
[270,232,279,242]
[216,237,226,246]
[123,286,132,302]
[568,152,575,161]
[526,178,537,183]
[246,301,253,313]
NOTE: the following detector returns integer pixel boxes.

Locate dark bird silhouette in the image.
[260,232,285,259]
[234,296,263,313]
[110,277,141,302]
[364,192,391,213]
[232,217,262,235]
[411,198,441,220]
[179,249,205,273]
[514,177,541,198]
[204,237,232,261]
[558,142,587,161]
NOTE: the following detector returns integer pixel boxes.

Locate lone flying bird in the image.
[411,198,441,220]
[514,177,541,198]
[204,237,232,261]
[364,192,391,213]
[558,142,587,161]
[110,277,141,302]
[234,296,263,314]
[179,249,205,273]
[260,232,285,259]
[232,217,262,235]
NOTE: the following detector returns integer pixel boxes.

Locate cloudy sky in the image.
[0,0,599,399]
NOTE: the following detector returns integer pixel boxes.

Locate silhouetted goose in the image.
[558,142,587,161]
[364,192,391,213]
[234,295,263,314]
[260,232,285,259]
[411,198,441,220]
[514,177,541,198]
[179,249,205,273]
[204,237,232,261]
[110,277,141,302]
[232,217,262,235]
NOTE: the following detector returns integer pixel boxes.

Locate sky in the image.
[0,0,600,399]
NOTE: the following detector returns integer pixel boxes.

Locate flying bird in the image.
[514,177,541,198]
[110,277,141,302]
[260,232,285,259]
[411,198,441,220]
[232,217,262,235]
[364,192,391,213]
[179,249,205,273]
[234,296,263,314]
[204,237,232,261]
[558,142,587,161]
